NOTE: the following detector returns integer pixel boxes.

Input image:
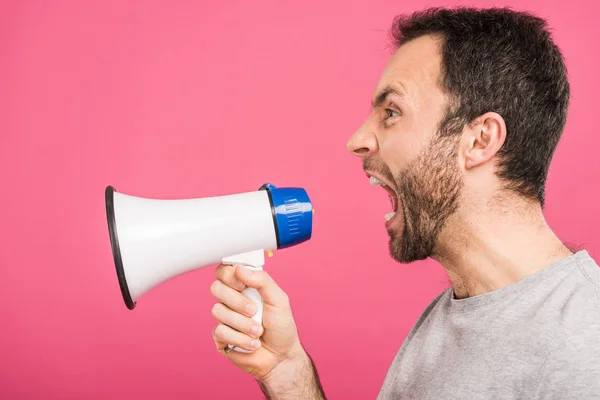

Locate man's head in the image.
[346,7,570,263]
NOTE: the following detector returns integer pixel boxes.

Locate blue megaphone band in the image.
[259,183,313,249]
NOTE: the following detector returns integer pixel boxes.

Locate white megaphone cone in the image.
[105,183,313,352]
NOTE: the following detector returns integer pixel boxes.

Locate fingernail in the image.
[239,267,253,277]
[245,303,256,315]
[251,325,261,336]
[250,339,261,349]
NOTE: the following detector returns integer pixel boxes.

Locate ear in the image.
[461,112,507,170]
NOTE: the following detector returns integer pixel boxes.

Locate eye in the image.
[384,108,400,119]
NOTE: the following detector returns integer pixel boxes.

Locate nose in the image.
[347,122,378,158]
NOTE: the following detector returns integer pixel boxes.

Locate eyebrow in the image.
[371,85,405,111]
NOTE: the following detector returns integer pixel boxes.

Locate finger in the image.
[235,267,290,308]
[210,279,258,318]
[215,264,246,291]
[213,323,262,353]
[211,302,263,339]
[212,325,233,355]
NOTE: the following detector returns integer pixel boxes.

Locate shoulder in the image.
[384,287,450,370]
[403,288,451,343]
[572,250,600,299]
[534,251,600,398]
[540,251,600,349]
[556,251,600,328]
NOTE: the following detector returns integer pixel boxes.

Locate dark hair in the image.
[390,7,570,206]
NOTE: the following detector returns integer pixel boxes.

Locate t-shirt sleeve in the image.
[534,327,600,399]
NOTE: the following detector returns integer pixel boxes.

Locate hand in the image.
[210,264,305,380]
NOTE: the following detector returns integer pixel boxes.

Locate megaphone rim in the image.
[105,185,137,310]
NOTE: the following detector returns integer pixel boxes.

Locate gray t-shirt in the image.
[378,250,600,399]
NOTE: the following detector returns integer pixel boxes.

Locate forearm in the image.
[257,349,326,400]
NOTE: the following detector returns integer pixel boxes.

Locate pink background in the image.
[1,0,598,398]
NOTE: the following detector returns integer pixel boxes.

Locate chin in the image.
[388,231,432,264]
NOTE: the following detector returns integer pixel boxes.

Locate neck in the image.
[432,194,573,299]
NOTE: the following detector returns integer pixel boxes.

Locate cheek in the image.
[378,130,424,173]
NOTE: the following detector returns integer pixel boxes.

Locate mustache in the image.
[362,157,396,185]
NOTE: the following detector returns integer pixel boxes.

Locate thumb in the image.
[234,266,289,308]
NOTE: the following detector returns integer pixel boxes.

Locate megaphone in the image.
[104,183,313,351]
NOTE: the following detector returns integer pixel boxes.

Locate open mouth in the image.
[366,173,399,226]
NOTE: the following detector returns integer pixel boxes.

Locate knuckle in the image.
[223,266,235,279]
[250,324,263,338]
[255,270,267,281]
[210,280,221,297]
[211,303,221,317]
[262,271,276,288]
[213,324,226,339]
[216,264,231,278]
[214,264,224,274]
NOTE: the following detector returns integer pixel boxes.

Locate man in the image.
[209,7,600,399]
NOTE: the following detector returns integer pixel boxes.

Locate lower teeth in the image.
[385,212,396,221]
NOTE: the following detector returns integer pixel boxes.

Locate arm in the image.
[210,264,327,399]
[258,348,326,400]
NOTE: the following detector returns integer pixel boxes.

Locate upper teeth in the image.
[385,212,396,221]
[369,176,386,186]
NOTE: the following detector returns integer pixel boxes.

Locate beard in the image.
[363,133,463,263]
